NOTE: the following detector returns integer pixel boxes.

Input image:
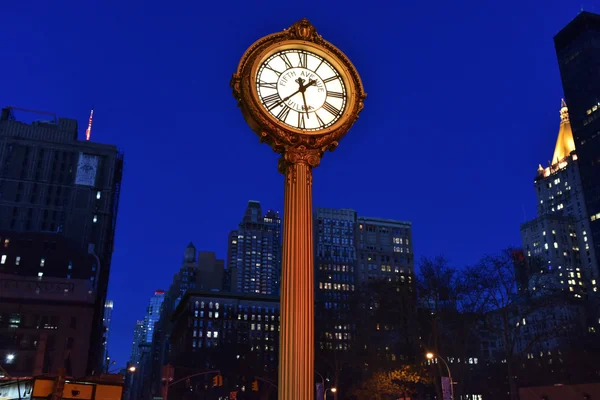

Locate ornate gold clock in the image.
[231,19,365,400]
[231,18,365,161]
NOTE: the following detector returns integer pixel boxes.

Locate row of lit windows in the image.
[318,282,354,291]
[323,332,351,340]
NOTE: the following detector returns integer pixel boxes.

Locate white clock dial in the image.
[256,49,347,132]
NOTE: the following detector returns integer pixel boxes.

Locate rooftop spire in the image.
[560,98,569,122]
[551,99,576,164]
[85,108,94,141]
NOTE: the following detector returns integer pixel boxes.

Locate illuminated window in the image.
[15,256,20,265]
[38,272,43,278]
[3,239,9,248]
[40,258,45,267]
[0,255,6,264]
[96,191,101,199]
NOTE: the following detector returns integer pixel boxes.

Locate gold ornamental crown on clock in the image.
[231,18,366,155]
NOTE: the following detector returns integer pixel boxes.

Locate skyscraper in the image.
[0,106,124,373]
[143,291,165,343]
[314,207,416,370]
[227,201,281,295]
[554,11,600,278]
[520,101,598,295]
[314,208,357,352]
[130,320,145,365]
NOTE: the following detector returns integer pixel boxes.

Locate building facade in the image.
[314,207,416,387]
[554,11,600,279]
[314,208,357,353]
[169,290,279,396]
[0,273,96,377]
[0,107,124,373]
[227,201,281,296]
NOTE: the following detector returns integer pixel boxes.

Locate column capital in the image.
[278,145,323,174]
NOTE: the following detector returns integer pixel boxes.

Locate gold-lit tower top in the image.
[551,99,575,165]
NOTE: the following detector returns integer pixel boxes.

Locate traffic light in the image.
[212,375,223,387]
[251,380,258,392]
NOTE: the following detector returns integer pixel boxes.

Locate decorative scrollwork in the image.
[284,18,322,42]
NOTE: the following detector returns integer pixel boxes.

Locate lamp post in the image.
[427,352,453,400]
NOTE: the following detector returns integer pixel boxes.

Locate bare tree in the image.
[463,248,584,400]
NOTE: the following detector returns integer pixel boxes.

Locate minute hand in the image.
[267,80,317,111]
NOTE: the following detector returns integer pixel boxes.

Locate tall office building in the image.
[0,106,124,374]
[555,12,600,278]
[130,320,145,365]
[520,101,598,295]
[356,216,414,286]
[142,290,165,343]
[314,208,357,351]
[103,300,114,368]
[356,216,416,362]
[314,208,416,363]
[227,201,281,295]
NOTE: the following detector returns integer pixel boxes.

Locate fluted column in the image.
[278,145,321,400]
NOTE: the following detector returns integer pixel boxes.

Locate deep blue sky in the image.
[1,0,585,366]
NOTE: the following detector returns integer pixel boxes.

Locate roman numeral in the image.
[323,76,338,84]
[315,113,325,128]
[277,105,292,121]
[262,93,282,109]
[298,112,306,129]
[280,54,293,69]
[298,52,308,68]
[314,59,324,73]
[259,81,277,89]
[264,64,282,77]
[327,91,344,99]
[322,101,340,116]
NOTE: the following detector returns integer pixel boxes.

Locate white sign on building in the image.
[75,153,99,186]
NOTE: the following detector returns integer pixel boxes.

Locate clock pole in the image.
[230,18,366,400]
[277,146,321,399]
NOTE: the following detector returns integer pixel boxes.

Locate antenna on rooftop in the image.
[85,108,94,141]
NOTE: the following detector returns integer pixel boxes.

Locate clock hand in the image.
[267,80,317,111]
[301,91,310,119]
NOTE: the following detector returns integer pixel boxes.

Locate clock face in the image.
[256,49,347,132]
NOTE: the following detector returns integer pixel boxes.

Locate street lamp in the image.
[128,366,136,373]
[325,387,337,398]
[5,354,15,363]
[427,352,454,400]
